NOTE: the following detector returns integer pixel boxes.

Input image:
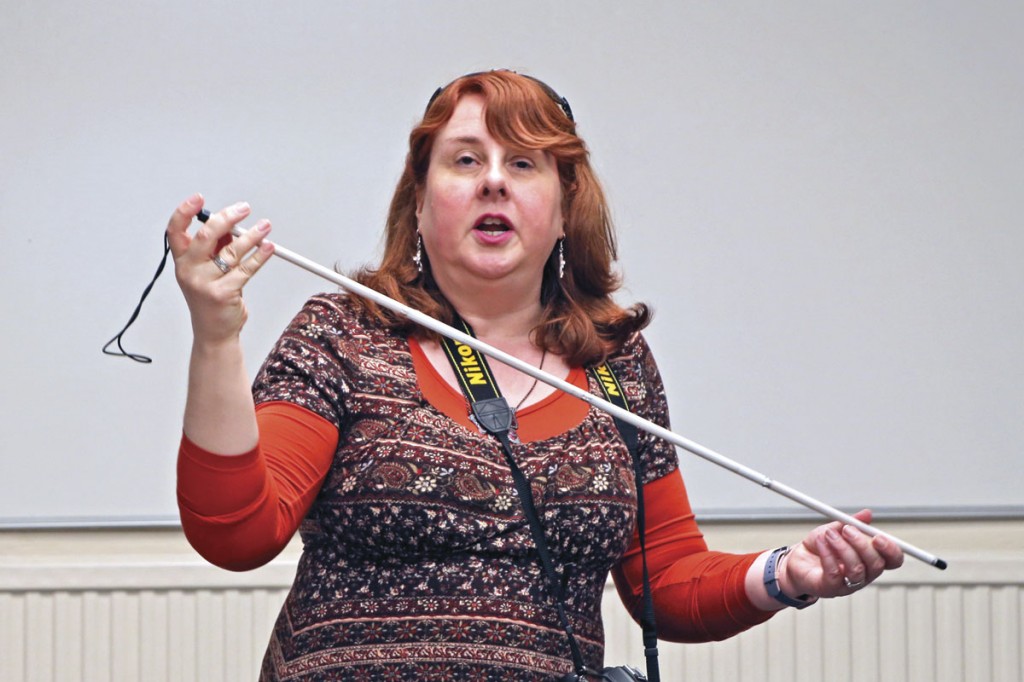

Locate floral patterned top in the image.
[249,294,679,680]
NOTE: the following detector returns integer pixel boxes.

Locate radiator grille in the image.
[2,543,1020,681]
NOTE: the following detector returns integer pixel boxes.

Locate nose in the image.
[479,160,508,199]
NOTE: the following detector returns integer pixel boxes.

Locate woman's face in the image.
[415,94,564,296]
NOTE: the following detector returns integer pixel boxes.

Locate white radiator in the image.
[2,525,1021,681]
[603,582,1023,682]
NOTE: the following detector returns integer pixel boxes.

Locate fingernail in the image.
[826,529,840,542]
[257,220,271,232]
[843,525,862,540]
[233,202,251,216]
[188,193,203,205]
[875,535,889,549]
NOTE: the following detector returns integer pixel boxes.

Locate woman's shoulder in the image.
[289,292,391,337]
[259,292,415,396]
[607,330,657,369]
[288,292,414,366]
[294,291,360,319]
[602,330,668,410]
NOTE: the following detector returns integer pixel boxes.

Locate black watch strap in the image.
[763,546,815,609]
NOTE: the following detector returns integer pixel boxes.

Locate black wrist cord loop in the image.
[102,209,210,363]
[101,232,172,363]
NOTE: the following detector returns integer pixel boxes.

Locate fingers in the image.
[199,203,277,283]
[230,222,275,278]
[827,509,903,592]
[167,196,274,278]
[835,525,876,586]
[167,194,253,264]
[873,533,905,570]
[814,533,844,587]
[215,218,271,268]
[189,201,252,266]
[167,195,274,294]
[851,508,874,525]
[167,193,206,258]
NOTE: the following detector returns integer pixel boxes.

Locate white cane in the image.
[227,219,947,571]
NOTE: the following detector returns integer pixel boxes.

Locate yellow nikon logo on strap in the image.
[456,341,487,385]
[594,364,621,397]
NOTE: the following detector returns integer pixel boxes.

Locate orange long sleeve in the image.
[612,470,775,642]
[176,401,338,571]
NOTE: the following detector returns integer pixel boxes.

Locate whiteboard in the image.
[2,1,1021,526]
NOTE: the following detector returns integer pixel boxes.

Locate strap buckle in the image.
[470,397,514,435]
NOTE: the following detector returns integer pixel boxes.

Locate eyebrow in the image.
[436,135,484,147]
[436,135,543,158]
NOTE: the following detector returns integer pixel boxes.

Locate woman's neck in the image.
[439,282,544,344]
[454,300,542,344]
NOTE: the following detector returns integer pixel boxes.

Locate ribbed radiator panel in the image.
[1,588,290,682]
[4,583,1021,681]
[2,524,1021,681]
[601,584,1023,682]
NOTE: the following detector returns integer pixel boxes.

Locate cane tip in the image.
[934,558,948,571]
[197,208,210,223]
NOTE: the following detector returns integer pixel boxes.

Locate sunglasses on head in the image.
[425,70,575,123]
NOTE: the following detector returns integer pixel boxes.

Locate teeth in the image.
[477,218,508,230]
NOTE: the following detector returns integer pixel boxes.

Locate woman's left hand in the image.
[782,509,905,599]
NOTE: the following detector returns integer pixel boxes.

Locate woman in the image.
[168,71,903,681]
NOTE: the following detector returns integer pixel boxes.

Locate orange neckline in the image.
[408,337,591,442]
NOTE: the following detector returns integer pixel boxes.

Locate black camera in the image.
[560,665,647,681]
[597,665,647,681]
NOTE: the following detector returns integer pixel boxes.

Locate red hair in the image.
[353,70,650,366]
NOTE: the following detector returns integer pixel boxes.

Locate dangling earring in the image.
[558,238,566,280]
[414,232,423,273]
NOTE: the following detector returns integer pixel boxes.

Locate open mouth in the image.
[474,216,512,236]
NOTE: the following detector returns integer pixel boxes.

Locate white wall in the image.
[2,3,1021,524]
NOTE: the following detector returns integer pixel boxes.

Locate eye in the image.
[455,154,477,166]
[511,157,535,170]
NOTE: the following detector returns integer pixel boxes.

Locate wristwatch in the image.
[763,546,816,609]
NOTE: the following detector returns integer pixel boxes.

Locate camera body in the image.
[598,665,647,681]
[560,666,647,681]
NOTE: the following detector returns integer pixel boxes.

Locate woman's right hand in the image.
[166,193,275,345]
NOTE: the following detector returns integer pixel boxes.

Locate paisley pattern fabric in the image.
[252,294,678,681]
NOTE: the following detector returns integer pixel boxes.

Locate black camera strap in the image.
[590,366,660,682]
[440,319,591,677]
[439,319,659,682]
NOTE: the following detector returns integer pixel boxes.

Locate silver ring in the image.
[843,576,865,590]
[211,254,231,274]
